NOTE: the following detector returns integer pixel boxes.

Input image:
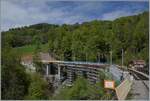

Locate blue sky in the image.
[1,0,149,31]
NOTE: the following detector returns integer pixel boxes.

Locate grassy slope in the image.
[13,44,49,55]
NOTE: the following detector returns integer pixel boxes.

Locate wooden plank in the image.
[115,78,133,100]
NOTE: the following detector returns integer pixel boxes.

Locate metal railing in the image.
[128,68,149,79]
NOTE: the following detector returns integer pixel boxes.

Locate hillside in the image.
[2,11,149,65]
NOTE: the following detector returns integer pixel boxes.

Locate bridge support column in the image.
[58,65,61,80]
[46,64,49,76]
[66,67,73,85]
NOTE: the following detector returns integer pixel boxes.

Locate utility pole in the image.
[122,49,124,68]
[86,52,87,63]
[99,52,100,63]
[74,53,76,61]
[110,51,112,65]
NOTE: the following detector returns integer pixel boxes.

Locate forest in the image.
[1,11,149,99]
[2,11,149,64]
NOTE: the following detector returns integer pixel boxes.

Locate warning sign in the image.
[104,80,115,89]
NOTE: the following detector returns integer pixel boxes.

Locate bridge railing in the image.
[41,60,109,65]
[62,61,107,65]
[128,68,149,79]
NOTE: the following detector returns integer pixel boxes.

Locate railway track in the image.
[130,71,149,90]
[132,73,140,80]
[115,65,149,99]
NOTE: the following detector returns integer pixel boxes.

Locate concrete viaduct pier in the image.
[42,60,109,86]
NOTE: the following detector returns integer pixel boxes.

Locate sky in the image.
[1,0,149,31]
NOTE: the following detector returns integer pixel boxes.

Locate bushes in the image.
[54,73,115,100]
[25,73,50,100]
[1,48,50,100]
[1,49,30,100]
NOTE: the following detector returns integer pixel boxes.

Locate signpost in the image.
[122,49,124,68]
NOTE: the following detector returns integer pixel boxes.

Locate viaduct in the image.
[41,60,109,85]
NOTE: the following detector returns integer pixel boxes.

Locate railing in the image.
[128,68,149,79]
[41,60,109,66]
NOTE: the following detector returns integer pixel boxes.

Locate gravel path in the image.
[130,80,149,100]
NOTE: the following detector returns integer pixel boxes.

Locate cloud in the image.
[1,0,43,30]
[1,0,67,30]
[1,0,149,31]
[101,10,134,20]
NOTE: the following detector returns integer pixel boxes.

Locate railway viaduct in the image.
[42,60,109,85]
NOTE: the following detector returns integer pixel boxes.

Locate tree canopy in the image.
[1,47,30,99]
[2,11,149,65]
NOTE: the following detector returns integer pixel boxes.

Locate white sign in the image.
[104,80,115,89]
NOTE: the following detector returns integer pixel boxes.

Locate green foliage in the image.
[54,77,89,100]
[1,47,50,100]
[33,51,45,75]
[54,73,114,100]
[13,44,49,55]
[13,45,36,55]
[2,11,148,64]
[25,73,49,100]
[67,77,89,100]
[1,48,30,100]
